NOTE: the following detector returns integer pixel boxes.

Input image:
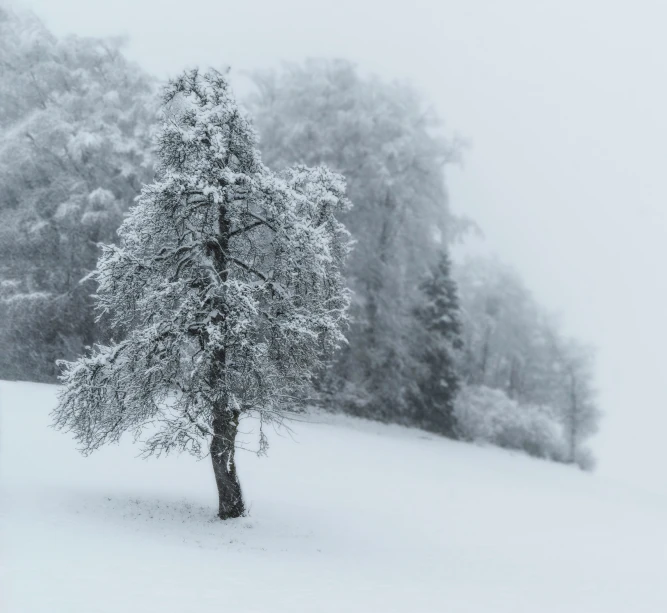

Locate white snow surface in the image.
[1,381,666,613]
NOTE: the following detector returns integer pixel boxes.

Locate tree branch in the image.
[229,220,264,237]
[229,257,268,281]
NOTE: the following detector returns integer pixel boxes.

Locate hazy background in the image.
[24,0,667,493]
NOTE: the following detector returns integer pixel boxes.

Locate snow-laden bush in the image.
[453,385,568,461]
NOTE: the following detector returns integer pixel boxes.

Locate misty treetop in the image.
[53,68,352,518]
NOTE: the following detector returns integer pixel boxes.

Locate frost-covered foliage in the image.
[454,255,601,469]
[454,385,569,463]
[53,69,352,518]
[0,6,156,381]
[247,60,460,424]
[410,250,463,435]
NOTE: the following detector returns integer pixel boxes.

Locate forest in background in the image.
[0,5,600,469]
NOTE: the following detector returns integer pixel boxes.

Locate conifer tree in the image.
[53,69,352,519]
[411,250,463,435]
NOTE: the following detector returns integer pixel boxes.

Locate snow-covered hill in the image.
[1,381,665,612]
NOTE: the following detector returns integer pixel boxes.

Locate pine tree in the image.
[53,69,352,519]
[411,250,463,435]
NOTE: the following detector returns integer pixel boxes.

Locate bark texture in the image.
[210,408,244,519]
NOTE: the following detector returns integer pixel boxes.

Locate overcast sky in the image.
[24,0,667,493]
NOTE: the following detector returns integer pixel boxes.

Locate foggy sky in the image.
[24,0,667,493]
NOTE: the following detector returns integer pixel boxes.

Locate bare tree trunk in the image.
[567,368,578,464]
[206,191,244,519]
[479,325,491,385]
[210,408,245,520]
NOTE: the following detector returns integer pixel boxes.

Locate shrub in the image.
[453,385,568,461]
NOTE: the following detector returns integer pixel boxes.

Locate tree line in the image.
[0,6,600,475]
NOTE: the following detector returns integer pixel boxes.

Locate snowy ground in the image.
[1,381,665,612]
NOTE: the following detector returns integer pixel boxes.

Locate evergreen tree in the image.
[53,69,352,519]
[411,250,463,435]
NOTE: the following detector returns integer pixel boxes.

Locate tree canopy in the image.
[0,6,156,381]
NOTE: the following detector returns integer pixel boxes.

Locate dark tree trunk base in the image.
[211,409,245,520]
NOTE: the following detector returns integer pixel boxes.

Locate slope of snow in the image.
[1,380,665,612]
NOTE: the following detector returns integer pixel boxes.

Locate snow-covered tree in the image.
[0,6,156,381]
[53,69,351,519]
[454,255,569,405]
[410,250,463,435]
[548,339,600,469]
[453,254,601,468]
[247,60,460,422]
